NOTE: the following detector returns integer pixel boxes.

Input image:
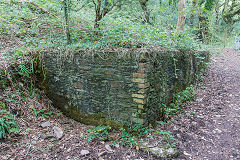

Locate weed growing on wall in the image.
[164,85,197,116]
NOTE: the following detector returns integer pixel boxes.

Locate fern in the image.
[0,110,20,139]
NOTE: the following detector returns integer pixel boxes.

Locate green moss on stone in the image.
[60,104,124,130]
[37,63,124,129]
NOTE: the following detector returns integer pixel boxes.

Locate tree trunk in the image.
[197,0,215,42]
[176,0,186,31]
[94,0,102,29]
[93,0,113,29]
[63,0,72,44]
[139,0,151,24]
[189,0,197,27]
[214,0,220,27]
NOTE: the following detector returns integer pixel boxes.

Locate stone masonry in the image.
[41,50,208,125]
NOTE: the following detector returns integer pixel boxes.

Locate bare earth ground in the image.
[0,48,240,160]
[171,48,240,160]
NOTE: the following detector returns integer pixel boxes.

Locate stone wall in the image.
[41,50,208,126]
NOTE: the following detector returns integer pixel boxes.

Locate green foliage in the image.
[87,125,111,142]
[0,102,7,110]
[118,122,154,146]
[0,70,9,89]
[175,85,197,104]
[164,85,197,115]
[119,128,138,146]
[129,122,153,138]
[155,121,176,148]
[87,122,153,147]
[37,109,54,119]
[86,121,175,148]
[13,56,42,99]
[156,129,176,148]
[1,0,213,53]
[30,106,54,119]
[0,110,20,139]
[1,0,239,52]
[92,17,200,50]
[17,62,34,78]
[204,0,215,11]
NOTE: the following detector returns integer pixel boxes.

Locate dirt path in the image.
[172,49,240,160]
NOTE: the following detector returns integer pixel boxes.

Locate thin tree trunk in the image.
[63,0,72,44]
[189,0,197,27]
[94,0,102,28]
[93,0,112,29]
[215,0,220,27]
[198,0,215,42]
[176,0,186,31]
[139,0,151,24]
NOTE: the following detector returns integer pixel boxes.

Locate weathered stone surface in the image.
[138,105,144,109]
[53,126,63,140]
[133,98,146,104]
[40,121,51,128]
[41,51,208,125]
[132,78,145,83]
[81,150,90,156]
[132,94,146,99]
[139,141,178,158]
[110,81,124,88]
[105,70,115,75]
[138,83,150,89]
[105,144,115,152]
[132,73,145,78]
[73,83,83,89]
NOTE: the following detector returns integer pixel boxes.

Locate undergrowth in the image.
[87,123,153,147]
[0,0,203,58]
[163,85,197,116]
[0,110,20,139]
[0,54,54,140]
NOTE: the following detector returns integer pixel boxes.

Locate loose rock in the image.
[139,141,178,158]
[40,121,51,128]
[53,126,63,140]
[105,144,114,152]
[81,150,90,156]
